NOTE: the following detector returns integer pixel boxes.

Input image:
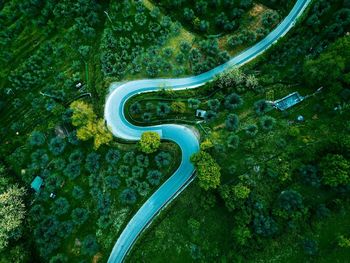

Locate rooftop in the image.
[273,92,304,111]
[31,176,43,193]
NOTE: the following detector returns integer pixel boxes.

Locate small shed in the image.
[196,109,207,118]
[31,176,43,193]
[273,92,304,111]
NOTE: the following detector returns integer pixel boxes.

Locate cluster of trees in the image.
[70,101,112,149]
[154,0,254,34]
[100,1,179,79]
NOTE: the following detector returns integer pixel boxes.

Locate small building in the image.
[196,109,207,118]
[75,82,82,89]
[273,92,304,111]
[31,176,43,193]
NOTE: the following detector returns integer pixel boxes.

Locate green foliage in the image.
[259,115,276,131]
[0,186,26,251]
[138,131,161,154]
[191,151,221,190]
[320,154,350,187]
[70,101,112,149]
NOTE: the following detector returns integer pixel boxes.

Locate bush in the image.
[225,114,239,131]
[224,93,243,110]
[51,197,70,215]
[253,214,278,237]
[254,100,272,116]
[85,152,100,173]
[123,151,135,164]
[277,190,304,217]
[147,170,162,186]
[131,166,144,178]
[137,181,150,196]
[188,98,201,109]
[171,101,186,113]
[207,99,220,111]
[259,116,276,131]
[50,254,67,263]
[130,102,141,114]
[68,150,84,164]
[48,137,66,155]
[63,163,81,180]
[245,124,258,137]
[156,102,170,117]
[119,188,137,205]
[138,131,161,154]
[105,176,120,190]
[81,235,99,256]
[302,239,318,256]
[204,110,217,122]
[29,131,45,146]
[118,165,129,178]
[136,154,149,167]
[299,165,320,187]
[105,149,121,164]
[72,186,85,200]
[155,151,172,167]
[227,134,240,149]
[320,154,350,187]
[71,208,89,225]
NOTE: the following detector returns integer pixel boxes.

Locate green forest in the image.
[0,0,350,262]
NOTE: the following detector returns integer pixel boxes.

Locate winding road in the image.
[105,0,311,262]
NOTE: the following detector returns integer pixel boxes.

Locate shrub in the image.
[227,134,240,149]
[245,124,258,137]
[171,101,186,113]
[224,93,243,110]
[50,254,68,263]
[259,116,276,131]
[51,197,70,215]
[105,176,120,190]
[85,152,100,173]
[277,190,304,217]
[138,131,161,154]
[320,154,350,187]
[130,102,141,115]
[147,170,162,186]
[72,186,85,200]
[302,239,318,256]
[254,100,272,116]
[29,131,45,146]
[71,208,89,225]
[155,151,172,167]
[63,163,81,180]
[48,137,66,155]
[105,149,121,164]
[68,150,84,164]
[225,114,239,131]
[253,214,278,237]
[204,110,217,122]
[137,181,150,196]
[299,165,320,187]
[123,151,135,164]
[188,98,201,109]
[136,154,149,167]
[118,165,129,178]
[81,235,99,256]
[207,99,220,111]
[156,102,170,117]
[131,166,144,178]
[119,188,137,205]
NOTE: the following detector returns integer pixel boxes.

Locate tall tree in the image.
[0,186,26,250]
